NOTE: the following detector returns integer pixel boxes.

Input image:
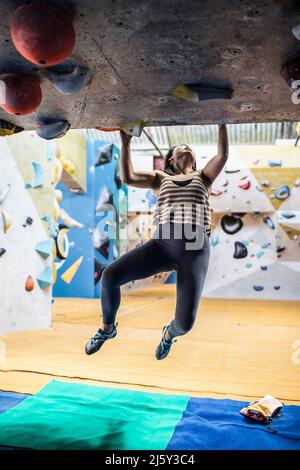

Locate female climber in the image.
[85,124,228,360]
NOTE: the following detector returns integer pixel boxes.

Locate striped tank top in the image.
[153,171,211,235]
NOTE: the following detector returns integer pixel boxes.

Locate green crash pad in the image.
[0,380,189,450]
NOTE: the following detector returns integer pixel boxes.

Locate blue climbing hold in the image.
[260,265,268,271]
[263,216,275,230]
[274,285,281,290]
[268,160,282,167]
[256,251,265,259]
[245,263,252,269]
[275,185,290,200]
[253,285,264,291]
[281,212,295,219]
[210,235,219,247]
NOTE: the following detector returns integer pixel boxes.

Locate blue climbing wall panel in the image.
[53,140,127,299]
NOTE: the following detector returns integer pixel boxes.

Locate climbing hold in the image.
[95,143,114,166]
[256,186,264,192]
[222,180,229,187]
[245,263,252,269]
[60,209,83,228]
[35,239,53,259]
[263,216,275,230]
[268,160,282,167]
[221,215,243,234]
[281,212,295,219]
[114,167,122,189]
[225,168,240,174]
[233,241,248,259]
[0,119,24,136]
[256,251,265,259]
[25,275,34,292]
[261,180,269,187]
[275,185,290,200]
[239,179,251,190]
[281,57,300,89]
[37,267,53,288]
[96,238,110,259]
[171,83,233,102]
[61,256,83,284]
[0,73,42,115]
[22,216,33,227]
[260,265,268,271]
[55,225,70,260]
[262,242,271,249]
[274,285,281,290]
[119,121,144,137]
[0,247,6,257]
[55,189,63,203]
[54,158,63,185]
[94,258,106,285]
[42,215,58,238]
[292,24,300,40]
[253,285,264,292]
[0,210,12,233]
[38,65,91,94]
[10,3,75,66]
[36,120,70,140]
[253,159,260,165]
[96,186,114,213]
[295,178,300,187]
[276,245,286,253]
[0,184,11,204]
[211,187,223,196]
[30,161,44,188]
[96,127,121,132]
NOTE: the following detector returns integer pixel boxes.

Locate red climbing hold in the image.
[25,275,34,292]
[239,179,251,190]
[10,3,75,66]
[0,73,42,116]
[96,127,121,132]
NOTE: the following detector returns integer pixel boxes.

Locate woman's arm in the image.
[202,124,229,185]
[120,130,162,189]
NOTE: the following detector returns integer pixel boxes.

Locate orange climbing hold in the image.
[0,73,42,116]
[10,3,75,66]
[25,275,34,292]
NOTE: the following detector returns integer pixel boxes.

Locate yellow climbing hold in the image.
[0,210,13,233]
[61,256,83,284]
[170,84,199,102]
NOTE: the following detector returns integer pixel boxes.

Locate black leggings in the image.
[100,224,210,338]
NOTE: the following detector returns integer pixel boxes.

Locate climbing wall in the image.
[53,135,128,298]
[204,145,300,300]
[0,134,54,334]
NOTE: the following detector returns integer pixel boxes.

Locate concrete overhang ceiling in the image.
[1,0,300,131]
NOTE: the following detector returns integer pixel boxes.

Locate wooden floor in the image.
[1,285,300,404]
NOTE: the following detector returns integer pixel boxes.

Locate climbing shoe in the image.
[155,325,176,360]
[85,323,118,355]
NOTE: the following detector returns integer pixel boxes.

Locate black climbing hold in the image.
[274,285,281,290]
[276,246,286,253]
[114,166,122,189]
[0,247,6,257]
[253,285,264,291]
[22,216,33,227]
[221,215,243,234]
[225,168,240,174]
[96,238,110,259]
[95,143,114,166]
[260,265,268,271]
[281,57,300,89]
[233,241,248,259]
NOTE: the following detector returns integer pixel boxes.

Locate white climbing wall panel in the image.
[0,139,52,334]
